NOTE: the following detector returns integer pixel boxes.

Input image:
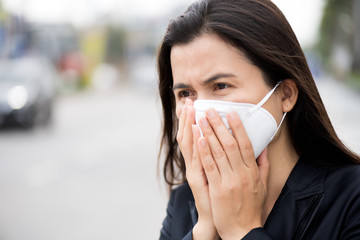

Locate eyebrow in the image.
[172,73,235,91]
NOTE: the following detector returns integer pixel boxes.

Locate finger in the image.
[205,108,243,171]
[257,147,270,190]
[183,101,195,146]
[198,137,221,186]
[176,101,188,144]
[227,111,256,169]
[181,100,195,167]
[192,124,202,170]
[199,116,233,174]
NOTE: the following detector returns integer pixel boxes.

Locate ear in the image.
[280,79,298,113]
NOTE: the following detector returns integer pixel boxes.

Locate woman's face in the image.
[170,34,283,123]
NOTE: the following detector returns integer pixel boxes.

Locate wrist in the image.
[193,220,219,240]
[220,226,261,240]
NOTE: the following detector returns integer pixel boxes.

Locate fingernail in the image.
[200,117,209,127]
[229,111,238,120]
[207,108,216,118]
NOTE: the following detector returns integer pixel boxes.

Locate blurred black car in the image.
[0,56,58,128]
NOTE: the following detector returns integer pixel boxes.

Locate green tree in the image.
[105,25,127,64]
[317,0,360,74]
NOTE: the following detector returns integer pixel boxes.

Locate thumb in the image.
[257,147,270,190]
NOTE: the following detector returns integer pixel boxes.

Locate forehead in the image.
[170,34,257,85]
[170,34,247,66]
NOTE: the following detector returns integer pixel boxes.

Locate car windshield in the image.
[0,59,43,84]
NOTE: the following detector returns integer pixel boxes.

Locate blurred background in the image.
[0,0,359,239]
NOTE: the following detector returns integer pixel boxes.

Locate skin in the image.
[171,34,299,240]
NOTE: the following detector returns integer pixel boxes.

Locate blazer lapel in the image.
[264,159,328,240]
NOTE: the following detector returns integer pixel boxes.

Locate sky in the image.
[1,0,325,47]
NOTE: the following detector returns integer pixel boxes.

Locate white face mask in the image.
[194,82,286,159]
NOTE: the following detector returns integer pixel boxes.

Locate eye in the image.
[178,90,193,98]
[214,83,230,90]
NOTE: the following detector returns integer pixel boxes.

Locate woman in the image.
[157,0,360,239]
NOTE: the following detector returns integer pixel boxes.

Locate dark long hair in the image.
[157,0,360,189]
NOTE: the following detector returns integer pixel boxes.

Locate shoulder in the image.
[324,164,360,237]
[168,182,195,217]
[160,183,195,240]
[322,164,360,209]
[293,159,360,202]
[169,182,194,204]
[326,164,360,190]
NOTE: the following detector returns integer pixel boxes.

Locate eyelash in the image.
[214,82,230,90]
[177,83,231,99]
[178,90,193,98]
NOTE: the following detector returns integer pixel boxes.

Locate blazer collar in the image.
[286,156,328,200]
[264,156,328,239]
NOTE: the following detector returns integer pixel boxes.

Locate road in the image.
[0,84,168,240]
[0,79,359,240]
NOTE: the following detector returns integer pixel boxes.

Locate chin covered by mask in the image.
[194,82,286,159]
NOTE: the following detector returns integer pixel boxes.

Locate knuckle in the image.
[244,148,255,159]
[211,117,223,127]
[241,140,254,155]
[223,139,238,150]
[213,148,226,159]
[203,162,216,173]
[217,184,238,199]
[243,140,253,151]
[225,182,237,193]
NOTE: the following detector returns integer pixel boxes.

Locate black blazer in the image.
[159,157,360,240]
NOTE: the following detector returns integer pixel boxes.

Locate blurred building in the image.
[0,12,30,59]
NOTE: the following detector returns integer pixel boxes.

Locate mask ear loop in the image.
[247,81,282,115]
[245,81,286,139]
[269,112,287,141]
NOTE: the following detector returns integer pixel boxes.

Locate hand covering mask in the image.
[194,82,286,159]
